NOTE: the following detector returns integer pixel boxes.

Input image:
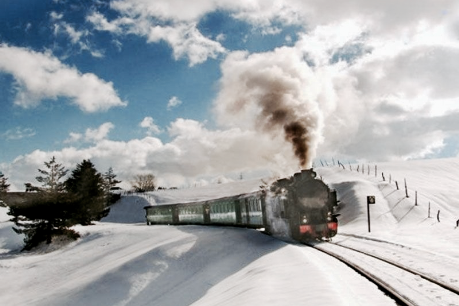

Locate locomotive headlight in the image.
[327,212,332,221]
[301,216,308,224]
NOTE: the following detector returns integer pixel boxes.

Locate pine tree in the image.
[103,167,122,205]
[104,167,121,190]
[7,158,78,251]
[0,171,10,193]
[8,193,80,250]
[36,156,68,193]
[65,160,107,225]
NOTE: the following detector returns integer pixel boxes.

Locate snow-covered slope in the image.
[317,158,459,257]
[1,158,459,305]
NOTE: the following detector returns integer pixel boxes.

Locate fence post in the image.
[375,165,377,177]
[437,210,440,222]
[382,172,385,181]
[405,179,409,197]
[428,202,431,218]
[395,181,399,190]
[415,191,418,206]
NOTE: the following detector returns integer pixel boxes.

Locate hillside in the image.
[1,158,459,305]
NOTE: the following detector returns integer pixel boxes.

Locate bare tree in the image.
[131,174,156,192]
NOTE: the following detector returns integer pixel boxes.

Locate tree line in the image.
[0,157,121,251]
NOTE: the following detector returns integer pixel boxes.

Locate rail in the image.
[307,241,459,306]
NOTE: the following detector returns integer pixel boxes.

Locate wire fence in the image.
[316,159,459,228]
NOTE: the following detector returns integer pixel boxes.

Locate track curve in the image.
[307,241,459,306]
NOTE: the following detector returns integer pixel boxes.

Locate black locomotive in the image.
[144,169,339,241]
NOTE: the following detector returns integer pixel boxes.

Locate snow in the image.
[1,158,459,305]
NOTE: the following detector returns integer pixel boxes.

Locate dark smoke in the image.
[284,122,309,168]
[215,49,322,169]
[255,91,312,168]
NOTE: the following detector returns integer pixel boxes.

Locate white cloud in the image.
[139,117,161,135]
[146,22,226,66]
[50,11,63,20]
[86,11,128,34]
[167,96,182,110]
[64,132,83,144]
[1,118,298,191]
[0,44,127,112]
[85,122,115,142]
[88,1,241,66]
[1,127,36,140]
[65,122,115,143]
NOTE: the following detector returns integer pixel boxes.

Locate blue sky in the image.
[1,0,459,190]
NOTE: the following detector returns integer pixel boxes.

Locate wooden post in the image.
[395,181,399,190]
[428,202,431,218]
[389,174,391,184]
[382,172,385,181]
[437,210,440,222]
[375,165,377,177]
[415,191,418,206]
[405,179,409,197]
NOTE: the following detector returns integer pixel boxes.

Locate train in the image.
[144,169,339,242]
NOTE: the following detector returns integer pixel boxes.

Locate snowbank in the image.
[2,158,459,305]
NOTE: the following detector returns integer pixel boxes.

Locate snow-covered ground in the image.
[1,158,459,305]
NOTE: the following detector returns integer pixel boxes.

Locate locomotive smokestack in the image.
[215,49,323,169]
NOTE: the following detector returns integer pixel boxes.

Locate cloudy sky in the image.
[1,0,459,190]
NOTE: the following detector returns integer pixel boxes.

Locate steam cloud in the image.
[214,48,323,169]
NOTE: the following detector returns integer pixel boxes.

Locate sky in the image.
[1,0,459,190]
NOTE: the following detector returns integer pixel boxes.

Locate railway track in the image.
[308,240,459,306]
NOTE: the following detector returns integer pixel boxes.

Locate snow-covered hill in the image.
[1,158,459,305]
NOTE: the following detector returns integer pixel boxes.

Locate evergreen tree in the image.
[103,167,122,205]
[36,156,68,193]
[7,157,78,251]
[8,193,80,250]
[103,167,121,190]
[0,171,10,193]
[65,160,107,225]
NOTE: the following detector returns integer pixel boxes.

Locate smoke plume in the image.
[214,48,323,169]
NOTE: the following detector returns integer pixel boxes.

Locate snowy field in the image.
[1,158,459,305]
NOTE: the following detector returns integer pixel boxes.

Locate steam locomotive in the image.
[144,169,339,242]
